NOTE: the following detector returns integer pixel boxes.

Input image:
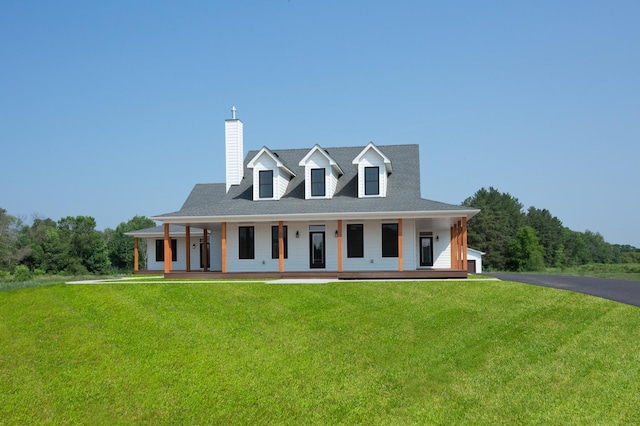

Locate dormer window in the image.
[259,170,273,198]
[311,168,326,197]
[352,142,392,198]
[364,167,379,195]
[299,144,343,199]
[247,147,296,201]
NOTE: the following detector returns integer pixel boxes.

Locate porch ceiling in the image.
[180,222,222,232]
[415,217,463,229]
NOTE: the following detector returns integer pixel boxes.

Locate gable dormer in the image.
[247,147,296,200]
[352,142,392,198]
[298,144,344,199]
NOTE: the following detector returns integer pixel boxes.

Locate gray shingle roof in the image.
[153,144,475,219]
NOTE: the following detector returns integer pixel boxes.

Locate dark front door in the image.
[309,231,325,269]
[420,236,434,267]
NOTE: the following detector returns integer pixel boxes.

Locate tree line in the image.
[0,209,155,280]
[463,187,640,271]
[2,188,639,278]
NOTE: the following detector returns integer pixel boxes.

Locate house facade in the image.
[127,108,479,278]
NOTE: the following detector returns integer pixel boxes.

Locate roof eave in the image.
[151,208,480,224]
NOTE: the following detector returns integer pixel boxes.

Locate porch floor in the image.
[148,269,468,280]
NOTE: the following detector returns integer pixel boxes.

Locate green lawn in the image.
[1,280,639,425]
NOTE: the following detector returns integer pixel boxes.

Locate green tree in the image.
[24,217,58,271]
[553,243,567,268]
[0,208,17,271]
[462,187,525,270]
[583,230,617,264]
[57,216,110,274]
[40,226,71,273]
[0,208,23,272]
[614,244,640,263]
[525,207,564,267]
[561,229,590,266]
[507,226,545,272]
[105,215,156,271]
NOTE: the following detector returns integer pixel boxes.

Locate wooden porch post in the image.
[185,226,191,272]
[163,223,172,274]
[450,224,457,269]
[398,219,403,271]
[221,222,227,273]
[278,221,284,272]
[133,237,139,272]
[337,220,343,272]
[203,228,208,271]
[457,220,463,270]
[462,217,468,272]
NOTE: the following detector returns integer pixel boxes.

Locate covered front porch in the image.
[131,215,471,279]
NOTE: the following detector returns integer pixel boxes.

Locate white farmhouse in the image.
[127,108,480,279]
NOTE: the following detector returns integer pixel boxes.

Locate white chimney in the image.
[225,106,244,192]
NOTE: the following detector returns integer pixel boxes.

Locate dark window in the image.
[311,168,325,196]
[155,239,177,262]
[365,166,379,195]
[259,170,274,198]
[381,223,398,257]
[347,224,364,258]
[271,225,288,259]
[239,226,255,259]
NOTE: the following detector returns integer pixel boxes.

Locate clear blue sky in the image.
[1,1,639,246]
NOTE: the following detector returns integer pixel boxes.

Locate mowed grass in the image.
[1,280,639,425]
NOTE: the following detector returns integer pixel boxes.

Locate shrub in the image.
[12,265,32,282]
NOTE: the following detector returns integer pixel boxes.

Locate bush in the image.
[12,265,32,282]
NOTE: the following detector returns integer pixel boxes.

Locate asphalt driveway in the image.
[489,273,640,308]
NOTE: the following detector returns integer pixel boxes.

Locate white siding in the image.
[208,231,221,271]
[276,171,289,198]
[402,220,417,270]
[410,227,451,269]
[283,223,310,271]
[145,238,162,271]
[432,228,451,268]
[145,235,217,272]
[328,172,338,196]
[226,223,272,272]
[226,221,342,272]
[144,237,186,271]
[341,220,411,271]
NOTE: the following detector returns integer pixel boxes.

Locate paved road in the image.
[489,273,640,308]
